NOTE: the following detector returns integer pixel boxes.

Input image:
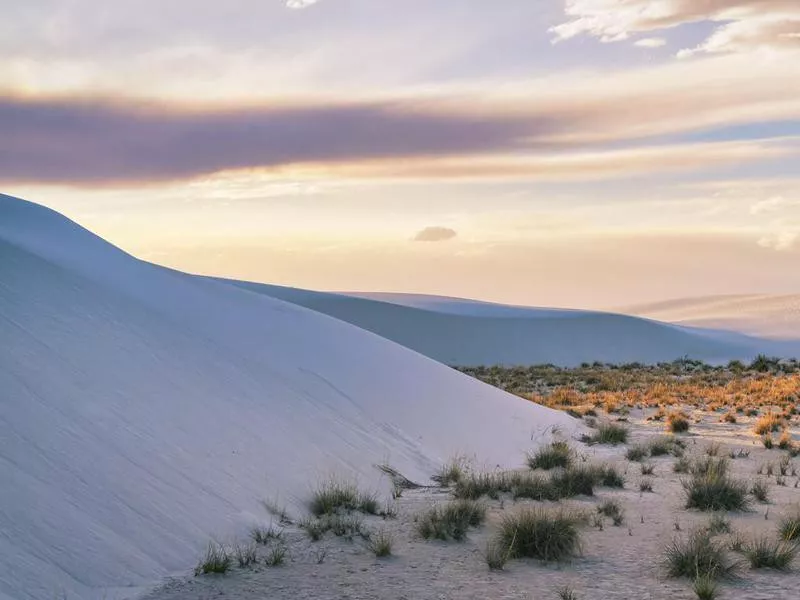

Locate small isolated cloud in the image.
[413,226,457,242]
[285,0,319,9]
[750,196,800,215]
[634,38,667,48]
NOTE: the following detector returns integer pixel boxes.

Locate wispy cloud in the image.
[553,0,800,55]
[634,38,667,48]
[413,227,457,242]
[285,0,320,8]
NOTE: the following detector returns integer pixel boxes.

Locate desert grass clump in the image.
[453,471,512,500]
[663,529,736,580]
[683,459,749,511]
[528,440,573,470]
[250,525,283,545]
[641,462,656,475]
[485,541,511,570]
[550,465,597,497]
[309,479,378,516]
[667,411,691,433]
[582,422,629,445]
[557,586,578,600]
[626,445,648,462]
[639,479,654,493]
[754,412,784,435]
[706,513,732,535]
[233,542,258,568]
[779,509,800,541]
[751,479,769,503]
[591,464,625,488]
[692,574,718,600]
[597,499,625,526]
[433,456,469,487]
[416,500,487,541]
[265,544,287,566]
[511,473,556,501]
[195,542,232,576]
[650,435,685,457]
[674,456,692,473]
[763,435,775,449]
[368,529,393,557]
[495,507,584,562]
[742,536,797,569]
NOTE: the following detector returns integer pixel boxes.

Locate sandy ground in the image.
[143,410,800,600]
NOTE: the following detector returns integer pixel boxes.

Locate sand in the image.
[143,410,800,600]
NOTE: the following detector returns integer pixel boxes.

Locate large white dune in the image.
[217,282,800,366]
[621,295,800,340]
[0,194,577,600]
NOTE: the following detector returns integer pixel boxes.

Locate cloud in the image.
[634,38,667,48]
[413,227,458,242]
[758,230,799,250]
[553,1,800,55]
[750,196,800,215]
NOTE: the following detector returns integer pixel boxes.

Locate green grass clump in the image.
[557,586,578,600]
[195,542,232,576]
[416,500,487,541]
[597,499,624,526]
[663,529,736,580]
[550,465,597,497]
[682,458,749,511]
[432,456,468,486]
[582,422,629,445]
[706,513,732,535]
[250,525,282,545]
[368,529,393,557]
[300,513,368,541]
[265,545,287,566]
[626,445,648,462]
[494,507,584,562]
[591,464,625,488]
[233,542,257,568]
[742,536,797,569]
[751,479,769,503]
[528,441,573,470]
[309,479,378,516]
[779,509,800,541]
[667,412,691,433]
[485,541,510,570]
[692,574,718,600]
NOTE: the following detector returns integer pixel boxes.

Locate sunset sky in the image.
[4,0,800,308]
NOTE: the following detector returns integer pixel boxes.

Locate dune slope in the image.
[0,194,574,600]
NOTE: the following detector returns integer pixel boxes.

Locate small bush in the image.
[195,542,232,576]
[597,499,625,526]
[416,500,486,541]
[639,479,654,493]
[667,412,691,433]
[557,586,578,600]
[779,509,800,541]
[742,536,797,569]
[309,479,378,516]
[368,529,393,557]
[751,479,769,503]
[495,507,584,562]
[663,529,736,579]
[528,441,573,470]
[763,435,774,449]
[485,541,510,570]
[641,463,655,475]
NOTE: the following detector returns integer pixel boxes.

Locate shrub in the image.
[309,479,378,516]
[754,413,784,435]
[667,412,691,433]
[780,509,800,541]
[751,480,769,503]
[742,536,797,569]
[528,441,573,470]
[195,542,232,575]
[495,507,584,562]
[416,500,486,541]
[368,529,393,557]
[597,499,624,526]
[683,460,749,511]
[663,529,736,579]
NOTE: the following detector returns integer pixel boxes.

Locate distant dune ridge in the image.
[621,295,800,340]
[218,284,800,366]
[0,194,576,600]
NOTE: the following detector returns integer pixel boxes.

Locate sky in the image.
[3,0,800,309]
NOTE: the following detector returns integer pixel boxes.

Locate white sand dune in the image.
[218,282,800,366]
[621,294,800,340]
[0,194,577,600]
